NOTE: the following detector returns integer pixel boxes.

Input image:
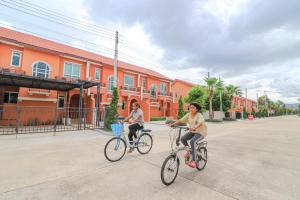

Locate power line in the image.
[17,0,116,33]
[0,13,116,53]
[0,0,164,70]
[0,1,117,40]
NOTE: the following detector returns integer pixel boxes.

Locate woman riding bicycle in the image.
[124,102,144,153]
[170,102,207,168]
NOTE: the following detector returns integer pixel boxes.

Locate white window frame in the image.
[32,61,51,78]
[124,74,134,88]
[57,96,65,109]
[10,50,22,67]
[108,75,115,93]
[95,68,101,80]
[160,82,167,94]
[142,79,146,89]
[151,84,157,98]
[63,61,81,78]
[4,91,19,104]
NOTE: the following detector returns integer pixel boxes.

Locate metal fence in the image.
[0,106,105,135]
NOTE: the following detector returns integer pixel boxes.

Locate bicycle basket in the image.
[111,123,124,136]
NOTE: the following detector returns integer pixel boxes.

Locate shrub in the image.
[104,87,119,129]
[150,117,167,121]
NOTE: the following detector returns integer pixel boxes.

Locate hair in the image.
[133,102,140,108]
[190,102,201,112]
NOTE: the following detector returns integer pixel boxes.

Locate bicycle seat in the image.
[141,129,152,132]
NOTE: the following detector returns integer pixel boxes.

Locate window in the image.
[64,62,80,78]
[95,68,100,80]
[151,84,157,98]
[142,79,146,89]
[124,75,134,88]
[11,51,22,67]
[32,61,50,78]
[160,82,167,94]
[108,75,115,92]
[58,96,65,108]
[4,92,18,104]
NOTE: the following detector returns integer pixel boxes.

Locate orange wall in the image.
[0,42,177,121]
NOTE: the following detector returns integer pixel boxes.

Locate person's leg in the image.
[132,124,142,139]
[181,132,195,147]
[128,123,141,145]
[190,134,203,161]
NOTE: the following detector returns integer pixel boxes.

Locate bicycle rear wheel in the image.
[137,133,153,155]
[196,147,207,171]
[104,137,126,162]
[161,155,180,186]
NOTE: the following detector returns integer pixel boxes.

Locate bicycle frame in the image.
[114,127,144,149]
[169,126,206,161]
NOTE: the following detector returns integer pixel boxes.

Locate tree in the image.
[204,76,218,120]
[216,78,224,112]
[184,86,207,111]
[210,91,231,112]
[177,97,185,119]
[104,87,119,129]
[225,84,242,115]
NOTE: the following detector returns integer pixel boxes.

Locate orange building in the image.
[231,96,257,117]
[0,27,176,127]
[171,79,196,113]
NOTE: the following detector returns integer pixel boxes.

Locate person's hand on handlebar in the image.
[169,123,176,127]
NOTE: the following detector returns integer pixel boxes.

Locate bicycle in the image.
[160,125,208,186]
[104,121,153,162]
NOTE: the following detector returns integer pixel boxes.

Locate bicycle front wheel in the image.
[161,155,180,186]
[104,137,127,162]
[137,133,153,155]
[196,147,207,171]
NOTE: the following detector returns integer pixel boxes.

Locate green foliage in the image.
[104,87,119,129]
[208,90,231,112]
[204,76,218,120]
[185,86,207,111]
[177,97,185,119]
[226,84,242,97]
[150,117,167,121]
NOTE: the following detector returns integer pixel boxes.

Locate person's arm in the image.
[131,115,142,123]
[124,112,133,122]
[191,114,205,131]
[191,122,204,131]
[170,113,189,127]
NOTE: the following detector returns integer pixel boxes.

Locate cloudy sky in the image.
[1,0,300,103]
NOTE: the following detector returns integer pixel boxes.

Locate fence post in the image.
[84,109,86,130]
[15,106,20,139]
[53,107,58,136]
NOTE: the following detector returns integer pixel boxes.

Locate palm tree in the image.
[226,84,242,117]
[204,76,218,120]
[216,78,224,112]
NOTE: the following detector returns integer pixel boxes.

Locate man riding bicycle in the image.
[170,102,207,168]
[124,102,144,153]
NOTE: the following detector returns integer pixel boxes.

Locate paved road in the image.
[0,116,299,200]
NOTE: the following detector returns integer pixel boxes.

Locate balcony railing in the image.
[142,89,150,93]
[120,86,140,92]
[158,91,172,97]
[0,67,26,75]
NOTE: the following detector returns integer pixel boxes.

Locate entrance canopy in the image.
[0,69,98,91]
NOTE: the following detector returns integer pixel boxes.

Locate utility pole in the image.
[256,92,259,111]
[208,72,210,78]
[264,90,269,117]
[113,31,119,87]
[219,76,223,112]
[245,88,248,113]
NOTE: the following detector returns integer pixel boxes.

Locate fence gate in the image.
[0,106,105,135]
